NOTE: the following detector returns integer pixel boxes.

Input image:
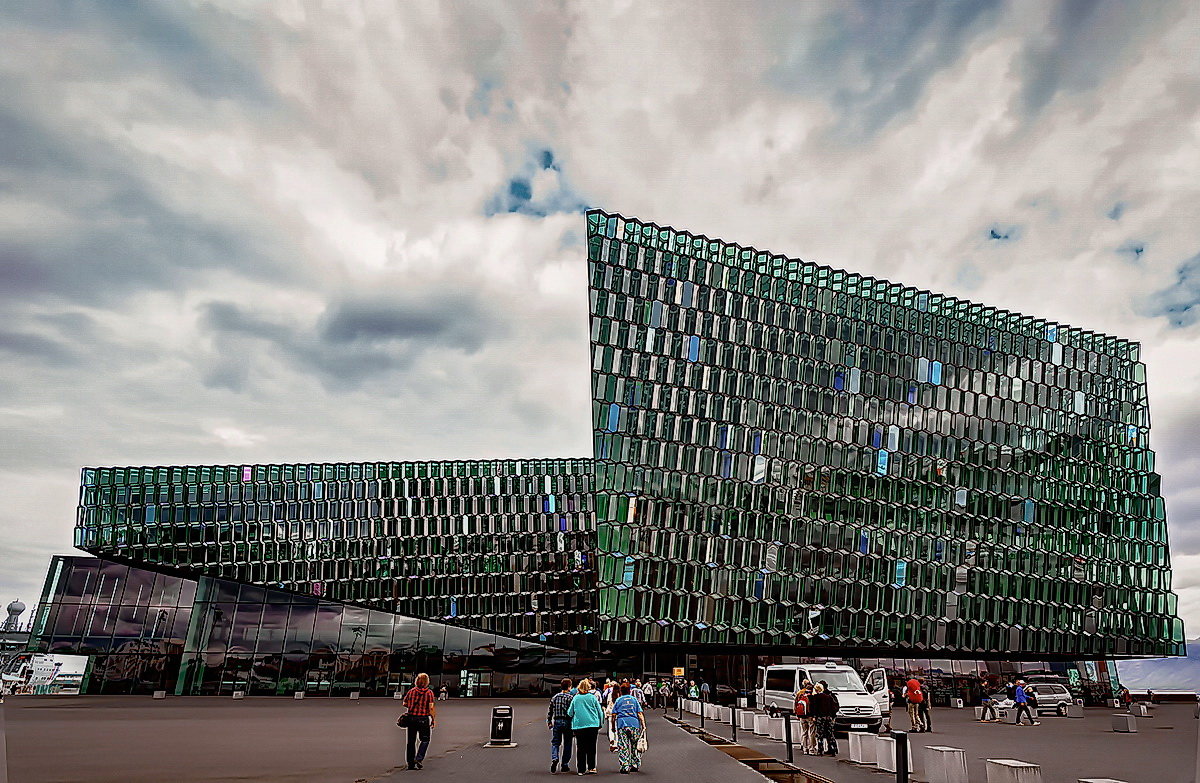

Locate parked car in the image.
[988,683,1075,716]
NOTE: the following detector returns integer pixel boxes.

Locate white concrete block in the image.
[349,691,361,700]
[392,691,402,699]
[753,714,772,735]
[952,698,965,709]
[152,690,166,699]
[847,732,877,765]
[924,745,969,783]
[295,691,306,699]
[985,758,1042,783]
[975,706,985,719]
[739,710,755,730]
[232,690,245,700]
[1110,713,1137,732]
[1130,703,1149,717]
[1065,704,1084,718]
[876,736,914,773]
[768,716,785,740]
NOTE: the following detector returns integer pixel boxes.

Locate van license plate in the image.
[851,723,867,729]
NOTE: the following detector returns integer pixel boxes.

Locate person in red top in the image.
[401,673,438,770]
[904,678,925,732]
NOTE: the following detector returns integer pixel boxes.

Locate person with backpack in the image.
[793,685,816,755]
[904,677,925,732]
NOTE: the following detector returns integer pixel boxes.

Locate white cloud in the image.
[1,2,1199,644]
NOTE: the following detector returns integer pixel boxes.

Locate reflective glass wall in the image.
[75,458,596,648]
[31,557,588,696]
[587,209,1183,657]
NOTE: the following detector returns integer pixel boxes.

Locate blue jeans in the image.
[406,716,431,766]
[551,718,574,766]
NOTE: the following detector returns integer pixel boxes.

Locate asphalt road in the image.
[1,695,766,783]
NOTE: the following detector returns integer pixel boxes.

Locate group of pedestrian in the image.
[548,677,650,775]
[975,679,1041,726]
[903,676,933,732]
[793,679,839,756]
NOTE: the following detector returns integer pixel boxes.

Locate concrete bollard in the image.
[768,716,785,741]
[1130,703,1149,717]
[392,691,403,700]
[152,690,166,699]
[753,714,772,735]
[1110,713,1137,732]
[1065,703,1084,718]
[985,759,1042,783]
[847,732,876,764]
[952,698,965,709]
[232,690,245,700]
[349,691,361,700]
[739,710,755,730]
[925,746,969,783]
[876,735,914,774]
[294,691,305,699]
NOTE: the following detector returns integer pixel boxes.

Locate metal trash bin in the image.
[487,705,516,747]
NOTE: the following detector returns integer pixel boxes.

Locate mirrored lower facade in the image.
[29,556,621,696]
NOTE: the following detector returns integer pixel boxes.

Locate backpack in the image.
[794,694,808,717]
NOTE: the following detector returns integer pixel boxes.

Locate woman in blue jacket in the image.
[568,679,604,774]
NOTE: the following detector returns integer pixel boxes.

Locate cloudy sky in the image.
[2,1,1199,640]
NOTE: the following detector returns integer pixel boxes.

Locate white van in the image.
[757,662,888,733]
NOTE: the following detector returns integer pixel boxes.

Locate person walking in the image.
[978,694,999,722]
[631,679,646,708]
[700,680,711,703]
[548,677,576,774]
[687,680,699,699]
[609,682,648,773]
[398,672,437,771]
[904,677,925,733]
[1012,680,1039,726]
[660,680,672,709]
[568,679,604,775]
[809,683,838,756]
[918,678,933,732]
[437,684,448,701]
[794,685,817,755]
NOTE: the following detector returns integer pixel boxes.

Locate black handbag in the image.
[397,713,414,728]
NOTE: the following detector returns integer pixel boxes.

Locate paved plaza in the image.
[3,695,1198,782]
[683,701,1199,783]
[1,696,765,783]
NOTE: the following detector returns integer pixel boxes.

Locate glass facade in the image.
[74,458,596,648]
[588,209,1183,658]
[30,556,592,696]
[38,209,1182,677]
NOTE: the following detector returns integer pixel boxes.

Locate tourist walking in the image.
[548,677,576,774]
[809,683,838,756]
[568,678,604,775]
[978,694,999,722]
[687,680,699,699]
[904,677,925,732]
[1012,680,1039,726]
[918,678,933,732]
[700,680,711,702]
[398,672,437,771]
[794,685,817,755]
[660,680,672,708]
[609,682,648,773]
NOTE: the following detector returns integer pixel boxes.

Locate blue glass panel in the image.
[930,361,943,384]
[687,335,700,362]
[608,403,620,432]
[876,450,889,475]
[894,560,907,587]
